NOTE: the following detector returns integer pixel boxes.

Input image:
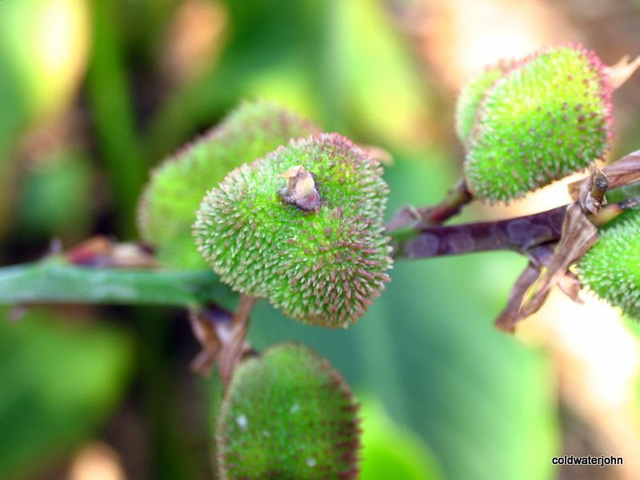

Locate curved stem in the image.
[218,294,257,388]
[391,205,567,260]
[389,200,632,261]
[0,257,234,308]
[385,178,473,232]
[420,178,474,225]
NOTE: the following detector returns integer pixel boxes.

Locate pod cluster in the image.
[578,209,640,319]
[138,101,319,268]
[216,344,360,480]
[458,44,613,202]
[194,133,392,328]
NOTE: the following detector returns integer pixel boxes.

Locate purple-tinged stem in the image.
[385,178,473,232]
[420,178,474,225]
[390,200,631,261]
[391,206,567,260]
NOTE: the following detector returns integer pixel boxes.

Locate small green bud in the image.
[138,101,319,268]
[194,133,392,328]
[463,44,613,202]
[578,209,640,319]
[216,344,360,480]
[455,60,512,147]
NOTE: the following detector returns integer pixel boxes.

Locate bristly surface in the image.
[463,44,613,203]
[194,133,392,328]
[138,101,319,268]
[216,344,360,480]
[455,59,514,147]
[579,209,640,319]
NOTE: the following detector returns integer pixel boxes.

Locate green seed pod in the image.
[578,209,640,319]
[194,133,392,328]
[216,344,360,480]
[138,101,319,268]
[455,60,512,147]
[464,44,613,202]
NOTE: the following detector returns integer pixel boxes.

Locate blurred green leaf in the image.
[87,0,145,236]
[0,309,132,479]
[17,149,93,240]
[0,49,24,158]
[359,399,444,480]
[146,0,327,161]
[148,0,436,161]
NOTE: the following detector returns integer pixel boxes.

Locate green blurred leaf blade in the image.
[0,309,132,479]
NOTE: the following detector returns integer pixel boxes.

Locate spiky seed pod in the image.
[463,44,613,203]
[138,101,319,269]
[578,209,640,319]
[216,344,360,480]
[194,133,392,328]
[455,60,513,147]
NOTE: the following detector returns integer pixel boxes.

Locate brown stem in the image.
[385,178,473,232]
[218,294,257,387]
[494,263,542,332]
[390,201,632,261]
[187,294,257,382]
[389,151,640,262]
[419,178,474,225]
[392,205,567,260]
[188,304,232,376]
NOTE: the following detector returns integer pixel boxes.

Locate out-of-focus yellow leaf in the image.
[326,0,431,148]
[0,0,90,128]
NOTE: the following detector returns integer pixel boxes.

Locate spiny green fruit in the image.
[578,209,640,319]
[194,133,392,328]
[463,44,613,202]
[216,344,360,480]
[138,101,319,269]
[455,60,513,147]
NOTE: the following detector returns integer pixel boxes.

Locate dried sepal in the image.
[138,101,319,268]
[523,205,597,316]
[569,150,640,201]
[463,44,613,202]
[194,133,392,328]
[606,54,640,91]
[216,344,360,480]
[279,165,323,212]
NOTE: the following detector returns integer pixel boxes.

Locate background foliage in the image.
[1,0,640,479]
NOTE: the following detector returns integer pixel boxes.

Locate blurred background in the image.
[1,0,640,479]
